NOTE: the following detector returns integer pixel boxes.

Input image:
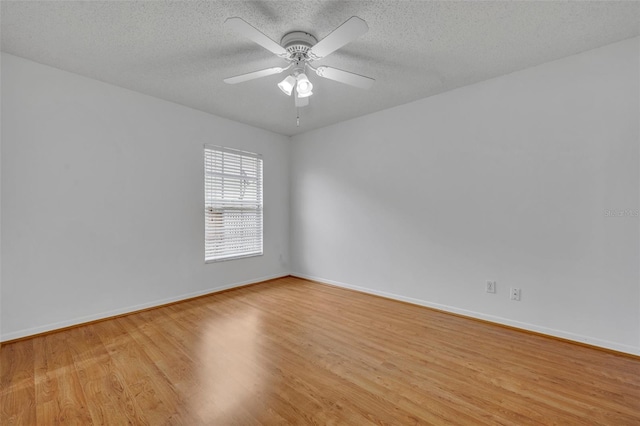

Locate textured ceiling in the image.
[2,1,639,136]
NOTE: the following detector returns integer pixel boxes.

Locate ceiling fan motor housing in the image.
[280,31,317,60]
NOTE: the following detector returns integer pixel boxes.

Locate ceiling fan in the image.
[223,16,375,108]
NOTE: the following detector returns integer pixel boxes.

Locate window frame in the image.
[204,145,263,263]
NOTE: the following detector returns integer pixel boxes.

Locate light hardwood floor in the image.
[2,276,639,425]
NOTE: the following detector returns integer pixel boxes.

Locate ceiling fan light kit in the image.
[277,75,296,96]
[295,73,313,97]
[224,16,375,114]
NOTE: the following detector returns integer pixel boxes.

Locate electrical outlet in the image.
[510,288,521,301]
[486,280,496,294]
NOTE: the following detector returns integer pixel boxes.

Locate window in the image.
[204,145,263,262]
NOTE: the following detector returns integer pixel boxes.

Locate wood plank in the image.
[33,331,93,424]
[68,325,149,425]
[1,340,36,425]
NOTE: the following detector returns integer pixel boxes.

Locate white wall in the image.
[0,53,3,343]
[1,53,290,341]
[291,37,640,355]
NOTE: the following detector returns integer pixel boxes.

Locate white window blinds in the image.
[204,145,263,262]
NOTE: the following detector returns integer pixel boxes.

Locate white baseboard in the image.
[292,272,640,357]
[1,273,288,342]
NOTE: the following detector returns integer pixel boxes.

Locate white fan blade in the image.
[224,67,286,84]
[225,17,288,57]
[308,16,368,60]
[295,90,309,107]
[314,66,374,89]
